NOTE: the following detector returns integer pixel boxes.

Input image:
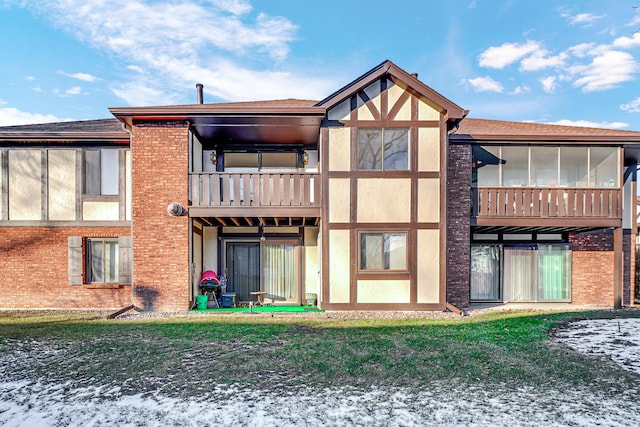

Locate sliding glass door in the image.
[503,246,537,302]
[472,243,572,303]
[226,242,260,301]
[470,245,501,301]
[263,243,298,303]
[225,240,299,304]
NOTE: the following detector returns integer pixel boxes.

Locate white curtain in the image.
[470,245,501,301]
[503,247,537,302]
[263,244,296,300]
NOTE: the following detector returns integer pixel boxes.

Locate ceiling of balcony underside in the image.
[191,116,323,146]
[193,216,320,227]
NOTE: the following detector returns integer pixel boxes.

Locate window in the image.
[357,128,408,170]
[359,232,407,271]
[86,238,119,283]
[85,149,119,195]
[473,146,619,188]
[223,151,299,172]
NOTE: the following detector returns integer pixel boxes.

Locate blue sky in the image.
[1,0,640,129]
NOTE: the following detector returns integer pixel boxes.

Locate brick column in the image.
[131,122,190,311]
[446,143,471,308]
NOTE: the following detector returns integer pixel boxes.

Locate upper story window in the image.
[473,146,619,188]
[216,151,299,172]
[357,128,409,170]
[85,149,119,195]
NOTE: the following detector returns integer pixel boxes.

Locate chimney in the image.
[196,83,204,104]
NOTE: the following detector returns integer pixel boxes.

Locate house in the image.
[0,59,638,312]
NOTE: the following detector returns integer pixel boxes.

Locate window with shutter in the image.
[68,236,83,285]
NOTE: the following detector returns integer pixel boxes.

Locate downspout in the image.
[123,121,137,310]
[107,122,137,319]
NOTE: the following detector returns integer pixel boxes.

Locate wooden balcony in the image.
[189,172,321,218]
[472,187,621,226]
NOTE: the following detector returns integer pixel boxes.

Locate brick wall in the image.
[623,231,635,306]
[569,230,634,307]
[446,143,471,308]
[131,122,190,311]
[0,226,131,309]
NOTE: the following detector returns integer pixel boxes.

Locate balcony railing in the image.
[190,172,320,208]
[472,187,621,218]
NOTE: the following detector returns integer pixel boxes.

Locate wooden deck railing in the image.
[472,187,621,218]
[190,172,320,208]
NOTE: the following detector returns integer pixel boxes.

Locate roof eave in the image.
[316,59,468,121]
[109,105,327,126]
[450,133,640,143]
[0,132,129,143]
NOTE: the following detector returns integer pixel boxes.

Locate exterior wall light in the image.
[167,202,186,216]
[303,151,309,165]
[210,150,217,166]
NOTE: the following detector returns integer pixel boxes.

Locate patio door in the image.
[470,244,501,301]
[226,242,260,301]
[225,241,300,304]
[263,243,298,303]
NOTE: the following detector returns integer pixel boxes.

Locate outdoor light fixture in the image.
[210,150,217,166]
[167,202,186,216]
[303,151,309,165]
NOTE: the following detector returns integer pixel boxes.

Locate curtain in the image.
[538,244,571,300]
[263,244,296,300]
[470,245,501,301]
[504,247,536,302]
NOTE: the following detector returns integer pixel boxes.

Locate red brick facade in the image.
[569,231,635,307]
[0,226,131,309]
[130,122,190,311]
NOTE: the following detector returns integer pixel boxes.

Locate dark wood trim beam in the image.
[1,149,8,220]
[474,217,621,228]
[321,302,446,311]
[188,206,321,218]
[328,222,439,230]
[338,120,440,128]
[41,149,48,221]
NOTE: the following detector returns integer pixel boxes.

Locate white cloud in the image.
[520,50,567,71]
[11,0,338,105]
[621,97,640,113]
[545,119,629,129]
[0,107,64,126]
[25,76,35,81]
[111,81,180,106]
[540,76,557,93]
[567,43,597,58]
[467,76,504,93]
[65,86,82,96]
[209,0,252,15]
[613,33,640,49]
[58,71,100,82]
[510,85,530,95]
[478,40,541,69]
[561,12,604,27]
[570,50,639,92]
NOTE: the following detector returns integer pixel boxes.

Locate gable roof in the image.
[316,59,468,126]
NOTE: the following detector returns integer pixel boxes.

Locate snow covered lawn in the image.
[0,316,639,426]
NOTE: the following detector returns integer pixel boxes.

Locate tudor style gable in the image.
[317,60,467,310]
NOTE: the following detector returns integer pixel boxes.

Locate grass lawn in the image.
[1,309,639,399]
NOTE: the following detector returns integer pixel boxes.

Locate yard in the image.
[0,309,639,426]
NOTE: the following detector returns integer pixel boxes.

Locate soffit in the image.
[110,102,326,146]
